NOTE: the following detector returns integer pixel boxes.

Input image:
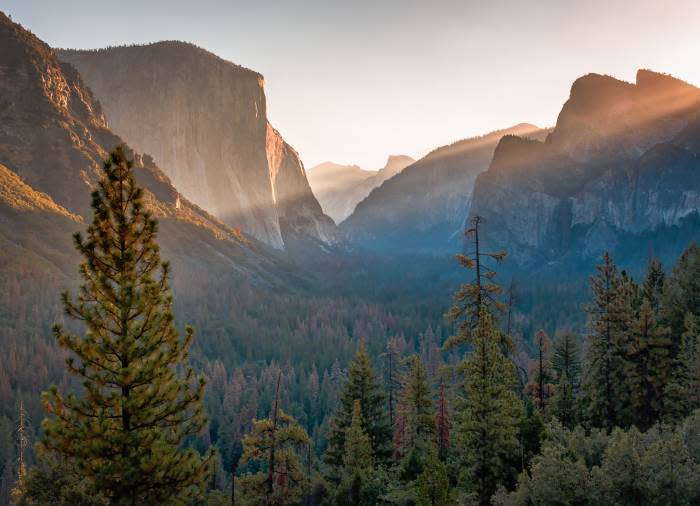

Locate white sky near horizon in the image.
[6,0,700,170]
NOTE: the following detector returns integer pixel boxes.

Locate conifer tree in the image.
[38,146,212,503]
[415,447,450,506]
[325,342,391,478]
[382,339,401,432]
[551,331,581,391]
[435,378,451,462]
[394,356,434,463]
[665,313,700,418]
[524,330,554,415]
[445,216,507,350]
[457,307,523,505]
[238,406,309,506]
[550,372,577,429]
[585,252,630,429]
[642,258,665,311]
[330,400,383,506]
[624,300,672,430]
[662,243,700,346]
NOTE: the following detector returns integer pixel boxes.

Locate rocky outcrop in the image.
[58,42,334,250]
[341,124,546,253]
[0,12,298,287]
[469,70,700,267]
[307,155,414,223]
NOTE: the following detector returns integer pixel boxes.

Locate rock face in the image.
[341,125,546,254]
[469,70,700,267]
[58,42,334,250]
[307,155,414,223]
[0,12,297,287]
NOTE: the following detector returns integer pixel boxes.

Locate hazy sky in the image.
[6,0,700,169]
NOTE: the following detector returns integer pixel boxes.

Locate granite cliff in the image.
[59,42,335,250]
[469,70,700,268]
[0,12,298,289]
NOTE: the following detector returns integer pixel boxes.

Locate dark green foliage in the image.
[238,408,310,506]
[624,300,673,430]
[584,252,631,428]
[325,342,391,479]
[415,447,451,506]
[19,457,107,506]
[37,146,212,503]
[394,355,435,476]
[662,243,700,347]
[457,307,523,505]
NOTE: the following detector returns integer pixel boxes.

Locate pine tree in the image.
[642,258,665,312]
[445,215,507,350]
[665,312,700,418]
[394,356,435,483]
[624,300,672,430]
[662,243,700,347]
[585,252,631,429]
[325,342,391,479]
[524,330,554,415]
[550,331,581,428]
[37,146,212,503]
[382,339,401,432]
[238,404,310,506]
[435,378,450,462]
[332,400,376,506]
[551,331,581,391]
[550,372,577,429]
[457,307,523,505]
[414,447,450,506]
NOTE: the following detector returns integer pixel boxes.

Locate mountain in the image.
[0,12,298,288]
[340,124,546,254]
[58,42,335,250]
[307,155,414,223]
[469,70,700,269]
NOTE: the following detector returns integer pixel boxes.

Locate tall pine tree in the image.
[38,146,212,503]
[457,307,523,505]
[585,252,630,429]
[325,342,391,479]
[445,215,507,350]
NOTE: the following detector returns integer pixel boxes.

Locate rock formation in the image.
[341,125,545,253]
[59,42,334,249]
[469,70,700,267]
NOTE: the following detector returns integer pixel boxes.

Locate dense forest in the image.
[1,148,699,506]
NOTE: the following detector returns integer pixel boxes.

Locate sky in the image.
[6,0,700,169]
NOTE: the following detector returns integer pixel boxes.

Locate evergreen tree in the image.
[624,300,672,430]
[550,372,577,429]
[665,312,700,418]
[435,378,451,462]
[38,146,212,503]
[382,339,401,432]
[524,330,554,415]
[325,342,391,479]
[336,400,375,505]
[394,356,434,468]
[444,216,507,350]
[585,252,631,429]
[551,331,581,391]
[642,258,665,312]
[457,307,523,505]
[238,407,309,506]
[662,243,700,347]
[415,447,451,506]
